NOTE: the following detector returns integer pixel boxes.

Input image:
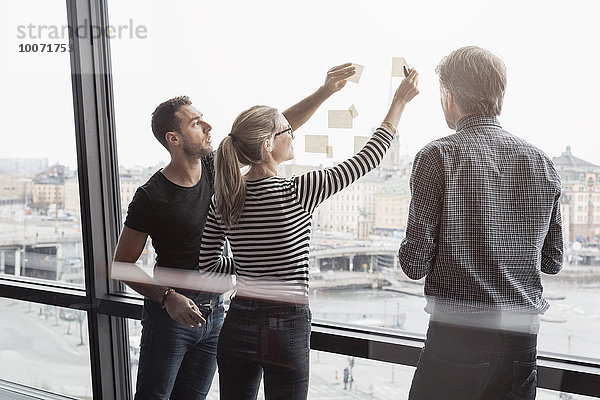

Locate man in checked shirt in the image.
[399,46,563,400]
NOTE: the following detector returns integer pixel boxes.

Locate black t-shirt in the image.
[124,153,215,270]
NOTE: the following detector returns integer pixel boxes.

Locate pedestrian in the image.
[343,367,349,390]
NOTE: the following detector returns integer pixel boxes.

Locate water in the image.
[310,274,600,361]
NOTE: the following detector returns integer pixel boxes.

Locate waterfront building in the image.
[373,175,411,236]
[553,146,600,244]
[313,171,382,235]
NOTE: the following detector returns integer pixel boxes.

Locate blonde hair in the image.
[435,46,507,116]
[214,105,280,228]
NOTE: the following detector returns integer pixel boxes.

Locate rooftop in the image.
[553,146,598,168]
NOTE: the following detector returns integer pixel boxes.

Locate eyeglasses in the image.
[274,125,294,139]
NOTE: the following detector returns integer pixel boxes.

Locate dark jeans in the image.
[409,320,538,400]
[217,297,311,400]
[134,292,224,400]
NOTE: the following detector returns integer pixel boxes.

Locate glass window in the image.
[0,297,92,399]
[107,0,600,363]
[2,0,85,287]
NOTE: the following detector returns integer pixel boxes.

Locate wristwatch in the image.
[160,288,175,309]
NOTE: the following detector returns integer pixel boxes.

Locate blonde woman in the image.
[199,69,419,400]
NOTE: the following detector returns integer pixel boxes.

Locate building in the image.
[32,176,65,210]
[373,175,411,236]
[119,173,145,218]
[0,172,32,203]
[117,164,161,219]
[313,171,383,236]
[63,175,80,218]
[380,134,402,171]
[553,146,600,243]
[31,164,69,210]
[280,138,414,238]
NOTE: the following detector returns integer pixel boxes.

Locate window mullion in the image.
[66,0,130,398]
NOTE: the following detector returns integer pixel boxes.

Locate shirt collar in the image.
[456,115,502,132]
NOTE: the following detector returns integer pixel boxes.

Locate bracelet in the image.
[381,120,397,134]
[160,288,175,309]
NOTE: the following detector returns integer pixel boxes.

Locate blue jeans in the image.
[134,292,224,400]
[217,297,311,400]
[409,320,538,400]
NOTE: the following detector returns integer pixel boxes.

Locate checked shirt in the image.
[399,115,563,315]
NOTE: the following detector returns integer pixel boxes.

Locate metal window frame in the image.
[66,0,130,398]
[0,0,599,399]
[310,321,600,397]
[0,379,80,400]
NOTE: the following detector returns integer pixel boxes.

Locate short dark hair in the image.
[151,96,192,149]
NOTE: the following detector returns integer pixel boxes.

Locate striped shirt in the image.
[399,115,563,315]
[198,128,395,301]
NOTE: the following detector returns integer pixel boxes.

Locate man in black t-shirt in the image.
[113,63,357,400]
[115,96,222,399]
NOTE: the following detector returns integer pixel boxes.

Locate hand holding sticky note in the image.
[346,63,364,84]
[392,57,410,78]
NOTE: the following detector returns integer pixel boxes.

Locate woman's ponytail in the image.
[214,105,280,228]
[214,135,246,228]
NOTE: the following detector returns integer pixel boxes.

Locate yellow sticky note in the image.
[326,145,334,158]
[353,136,370,153]
[347,63,364,84]
[305,135,329,153]
[348,104,359,119]
[391,57,410,78]
[328,110,353,129]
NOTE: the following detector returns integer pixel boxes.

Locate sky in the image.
[1,0,599,169]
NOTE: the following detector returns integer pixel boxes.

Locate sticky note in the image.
[354,136,370,153]
[326,146,334,158]
[392,57,410,78]
[348,104,359,119]
[305,135,329,153]
[347,63,364,84]
[328,110,353,129]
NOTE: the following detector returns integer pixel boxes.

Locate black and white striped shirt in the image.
[399,115,563,315]
[198,128,394,301]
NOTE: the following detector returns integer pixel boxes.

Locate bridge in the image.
[310,243,400,273]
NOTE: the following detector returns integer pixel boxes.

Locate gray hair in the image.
[435,46,507,116]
